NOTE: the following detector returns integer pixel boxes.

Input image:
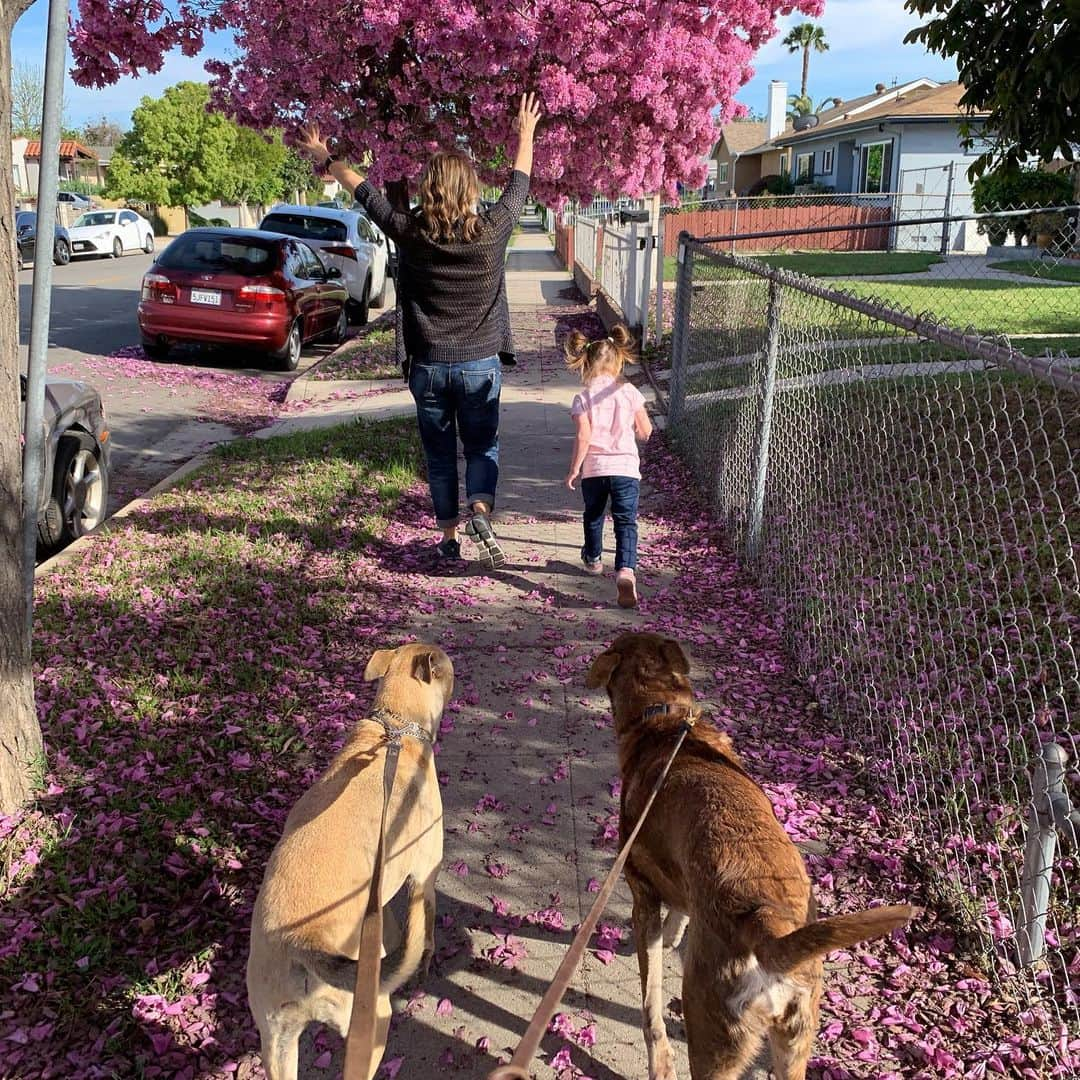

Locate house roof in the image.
[774,82,989,146]
[24,140,98,161]
[88,144,113,162]
[718,121,768,155]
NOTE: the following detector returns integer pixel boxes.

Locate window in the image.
[159,233,277,274]
[119,211,137,224]
[261,211,348,243]
[796,152,815,183]
[717,162,729,184]
[859,140,894,193]
[778,151,791,177]
[821,148,834,174]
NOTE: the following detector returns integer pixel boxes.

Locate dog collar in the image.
[642,703,697,730]
[370,706,434,745]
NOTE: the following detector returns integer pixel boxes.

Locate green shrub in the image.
[972,167,1073,245]
[748,173,796,197]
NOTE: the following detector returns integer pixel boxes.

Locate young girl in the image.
[564,324,653,608]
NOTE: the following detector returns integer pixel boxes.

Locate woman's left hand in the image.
[297,124,332,164]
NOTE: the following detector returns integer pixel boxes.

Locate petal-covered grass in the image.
[311,322,398,381]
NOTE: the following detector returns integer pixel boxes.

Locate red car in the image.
[138,228,349,370]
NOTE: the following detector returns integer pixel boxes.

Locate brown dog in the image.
[247,643,454,1080]
[587,632,916,1080]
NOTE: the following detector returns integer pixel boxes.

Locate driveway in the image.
[19,247,395,512]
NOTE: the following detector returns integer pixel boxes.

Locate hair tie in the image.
[606,336,613,343]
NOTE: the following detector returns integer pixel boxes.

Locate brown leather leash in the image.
[343,709,433,1080]
[486,708,696,1080]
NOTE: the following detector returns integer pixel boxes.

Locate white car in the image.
[68,209,156,259]
[260,204,388,324]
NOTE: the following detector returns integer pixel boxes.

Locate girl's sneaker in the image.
[581,550,603,575]
[616,568,638,609]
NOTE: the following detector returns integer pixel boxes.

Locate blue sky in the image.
[14,0,957,130]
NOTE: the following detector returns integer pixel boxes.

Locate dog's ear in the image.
[660,638,690,675]
[586,649,621,689]
[413,649,447,684]
[364,649,396,682]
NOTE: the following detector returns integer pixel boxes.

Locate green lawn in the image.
[312,323,397,380]
[663,250,943,281]
[988,259,1080,283]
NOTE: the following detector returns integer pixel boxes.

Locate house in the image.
[88,145,114,186]
[712,82,793,196]
[773,81,988,196]
[14,138,100,193]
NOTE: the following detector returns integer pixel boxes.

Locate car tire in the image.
[348,279,371,326]
[143,234,155,254]
[53,238,71,266]
[37,433,109,553]
[372,270,387,308]
[270,319,302,371]
[325,307,348,345]
[112,236,123,258]
[141,337,170,361]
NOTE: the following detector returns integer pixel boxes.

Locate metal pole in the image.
[731,196,739,255]
[939,162,955,257]
[667,233,694,427]
[653,208,666,347]
[1019,742,1079,965]
[21,0,70,637]
[746,279,782,560]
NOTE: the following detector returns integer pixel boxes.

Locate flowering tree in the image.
[69,0,821,203]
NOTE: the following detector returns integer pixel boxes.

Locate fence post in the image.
[731,197,739,254]
[1019,742,1080,965]
[627,220,640,331]
[939,161,955,256]
[654,209,666,346]
[746,279,783,560]
[667,233,694,427]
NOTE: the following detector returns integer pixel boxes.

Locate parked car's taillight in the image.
[236,284,287,311]
[142,273,178,304]
[321,244,358,261]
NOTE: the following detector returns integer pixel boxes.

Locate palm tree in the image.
[782,22,829,99]
[786,94,842,121]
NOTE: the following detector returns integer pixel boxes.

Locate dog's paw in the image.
[662,910,689,949]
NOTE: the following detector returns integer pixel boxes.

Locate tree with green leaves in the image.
[905,0,1080,188]
[782,22,829,99]
[106,82,235,209]
[222,127,288,222]
[786,93,842,121]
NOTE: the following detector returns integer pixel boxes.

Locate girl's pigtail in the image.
[564,330,591,375]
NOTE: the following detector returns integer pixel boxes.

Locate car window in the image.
[16,212,35,228]
[73,211,116,228]
[294,243,326,279]
[281,241,308,280]
[260,212,348,244]
[355,216,375,242]
[158,233,279,274]
[119,211,137,224]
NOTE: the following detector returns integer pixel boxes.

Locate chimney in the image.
[767,80,787,141]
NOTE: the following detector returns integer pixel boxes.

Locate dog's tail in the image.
[763,904,918,972]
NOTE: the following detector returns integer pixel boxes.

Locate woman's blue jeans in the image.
[409,356,501,526]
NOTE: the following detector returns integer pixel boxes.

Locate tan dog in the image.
[247,643,454,1080]
[587,632,916,1080]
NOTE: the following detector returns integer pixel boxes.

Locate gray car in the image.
[22,375,111,552]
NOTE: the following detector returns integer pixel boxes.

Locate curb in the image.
[34,451,215,579]
[287,311,397,405]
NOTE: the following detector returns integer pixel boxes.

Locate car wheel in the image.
[143,233,155,254]
[372,270,388,308]
[270,320,303,371]
[326,306,348,345]
[141,336,170,361]
[348,279,371,326]
[53,238,71,266]
[112,236,123,258]
[37,433,109,552]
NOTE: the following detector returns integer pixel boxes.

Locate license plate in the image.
[190,288,221,306]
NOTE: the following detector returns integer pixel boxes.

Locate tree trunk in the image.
[1,0,45,814]
[801,47,810,98]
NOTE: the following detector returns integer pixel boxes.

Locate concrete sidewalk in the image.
[288,219,723,1079]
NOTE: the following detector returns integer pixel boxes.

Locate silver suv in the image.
[23,375,111,552]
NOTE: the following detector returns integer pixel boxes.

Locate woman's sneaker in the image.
[581,550,603,575]
[616,568,638,609]
[435,537,462,560]
[463,511,506,569]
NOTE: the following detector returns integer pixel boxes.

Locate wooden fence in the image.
[662,203,892,255]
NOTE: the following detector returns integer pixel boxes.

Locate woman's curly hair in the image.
[417,151,483,243]
[564,323,635,382]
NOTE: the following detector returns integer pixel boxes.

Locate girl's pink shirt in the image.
[570,375,647,479]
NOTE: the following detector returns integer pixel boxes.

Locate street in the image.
[19,247,393,514]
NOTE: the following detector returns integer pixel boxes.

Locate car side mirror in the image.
[325,266,342,279]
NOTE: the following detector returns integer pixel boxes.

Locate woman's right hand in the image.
[297,124,332,165]
[515,92,542,142]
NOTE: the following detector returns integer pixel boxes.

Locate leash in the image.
[486,706,697,1080]
[343,708,433,1080]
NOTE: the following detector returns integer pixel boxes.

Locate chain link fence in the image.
[662,222,1079,1064]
